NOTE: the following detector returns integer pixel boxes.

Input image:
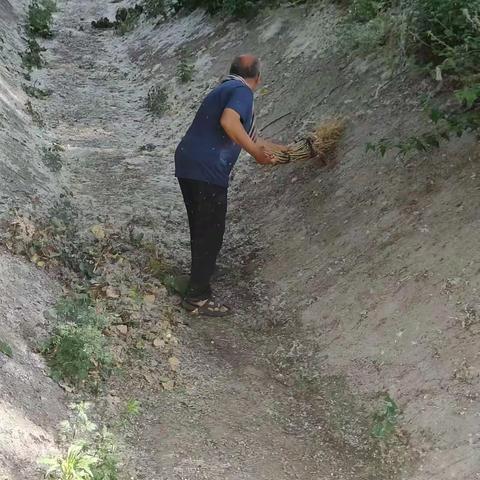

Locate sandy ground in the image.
[1,0,479,478]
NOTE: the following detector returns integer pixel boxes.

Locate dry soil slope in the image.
[117,5,480,479]
[0,2,65,479]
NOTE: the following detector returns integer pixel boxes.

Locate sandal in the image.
[181,298,231,317]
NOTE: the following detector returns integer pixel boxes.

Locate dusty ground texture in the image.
[1,0,479,478]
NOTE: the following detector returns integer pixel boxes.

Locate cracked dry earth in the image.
[33,2,381,480]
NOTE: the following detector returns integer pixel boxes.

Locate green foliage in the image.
[42,298,112,385]
[176,52,195,83]
[22,38,45,70]
[23,83,51,99]
[341,0,480,154]
[371,394,399,439]
[146,85,169,116]
[124,399,141,417]
[42,144,63,172]
[171,0,275,18]
[143,0,168,18]
[42,403,119,480]
[27,0,57,38]
[115,5,143,35]
[0,339,13,358]
[349,0,391,22]
[42,444,98,480]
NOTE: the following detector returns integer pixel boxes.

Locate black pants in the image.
[178,178,228,300]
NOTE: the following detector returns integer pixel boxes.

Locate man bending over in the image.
[175,54,284,317]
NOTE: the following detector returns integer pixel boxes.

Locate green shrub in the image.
[41,403,119,480]
[413,1,480,81]
[42,298,112,385]
[42,145,63,172]
[146,85,169,116]
[342,0,480,154]
[27,0,57,38]
[22,38,45,70]
[171,0,275,18]
[176,53,195,83]
[143,0,168,18]
[115,5,143,35]
[23,83,51,99]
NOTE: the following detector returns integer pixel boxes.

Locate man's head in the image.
[229,54,261,90]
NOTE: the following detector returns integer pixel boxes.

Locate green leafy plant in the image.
[42,444,98,480]
[115,5,143,35]
[0,339,13,358]
[42,298,112,385]
[176,52,195,83]
[42,403,119,480]
[146,85,169,116]
[27,0,57,38]
[42,144,63,172]
[340,0,480,154]
[371,394,399,439]
[23,83,51,98]
[170,0,275,18]
[22,38,45,70]
[124,399,141,417]
[143,0,168,18]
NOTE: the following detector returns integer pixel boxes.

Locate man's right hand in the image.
[253,145,276,165]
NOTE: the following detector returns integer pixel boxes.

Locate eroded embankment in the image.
[0,1,66,479]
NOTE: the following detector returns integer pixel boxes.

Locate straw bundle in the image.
[274,118,345,165]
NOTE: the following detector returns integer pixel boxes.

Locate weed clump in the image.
[146,85,169,116]
[176,51,195,83]
[22,38,45,70]
[172,0,275,19]
[91,5,144,34]
[23,83,51,99]
[41,403,119,480]
[42,144,63,172]
[115,5,144,35]
[143,0,168,18]
[27,0,57,38]
[42,297,112,385]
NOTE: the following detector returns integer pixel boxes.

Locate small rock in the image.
[153,338,165,348]
[168,356,180,371]
[116,324,128,336]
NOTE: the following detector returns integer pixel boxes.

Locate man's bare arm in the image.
[220,108,274,165]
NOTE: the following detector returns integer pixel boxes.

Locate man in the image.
[175,54,285,317]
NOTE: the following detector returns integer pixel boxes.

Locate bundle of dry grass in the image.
[274,118,346,165]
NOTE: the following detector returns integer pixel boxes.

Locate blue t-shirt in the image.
[175,80,254,188]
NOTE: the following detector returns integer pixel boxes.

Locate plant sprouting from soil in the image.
[41,403,119,480]
[41,297,113,386]
[115,5,144,35]
[27,0,57,38]
[176,51,195,83]
[0,339,13,358]
[42,144,63,172]
[143,0,168,18]
[23,83,52,99]
[146,85,169,116]
[371,394,400,439]
[22,38,45,70]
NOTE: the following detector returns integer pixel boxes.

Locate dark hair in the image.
[229,56,260,79]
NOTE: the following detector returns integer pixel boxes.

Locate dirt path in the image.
[36,2,374,479]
